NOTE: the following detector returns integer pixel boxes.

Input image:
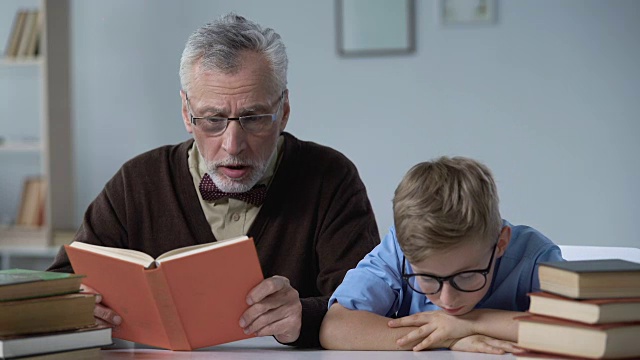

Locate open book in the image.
[64,236,264,350]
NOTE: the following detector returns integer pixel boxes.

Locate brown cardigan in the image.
[48,132,380,348]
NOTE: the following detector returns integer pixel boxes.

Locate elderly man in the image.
[48,13,379,348]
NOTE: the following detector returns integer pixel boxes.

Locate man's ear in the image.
[279,90,290,133]
[496,226,511,257]
[180,90,194,134]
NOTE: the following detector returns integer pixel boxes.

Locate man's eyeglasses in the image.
[185,91,286,136]
[401,242,498,295]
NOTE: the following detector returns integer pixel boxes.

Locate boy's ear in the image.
[496,226,511,257]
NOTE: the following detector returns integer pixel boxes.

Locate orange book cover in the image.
[64,235,263,350]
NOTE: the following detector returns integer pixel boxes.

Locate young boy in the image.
[320,156,563,353]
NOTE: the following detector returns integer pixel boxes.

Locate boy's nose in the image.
[438,281,458,305]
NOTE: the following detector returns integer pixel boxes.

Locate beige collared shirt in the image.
[188,136,283,240]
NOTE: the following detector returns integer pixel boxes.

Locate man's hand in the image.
[449,335,523,355]
[239,275,302,344]
[81,284,121,327]
[388,310,474,351]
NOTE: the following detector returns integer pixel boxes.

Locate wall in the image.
[2,0,639,247]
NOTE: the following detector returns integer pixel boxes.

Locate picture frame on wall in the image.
[441,0,497,25]
[336,0,415,57]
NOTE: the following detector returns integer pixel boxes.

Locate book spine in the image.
[145,267,191,350]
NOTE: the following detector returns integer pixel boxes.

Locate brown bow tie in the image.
[199,173,267,206]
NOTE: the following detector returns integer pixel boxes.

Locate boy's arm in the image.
[321,304,522,353]
[390,308,523,350]
[319,303,420,350]
[320,226,414,350]
[469,309,523,340]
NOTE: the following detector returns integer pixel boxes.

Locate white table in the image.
[559,245,640,262]
[101,336,515,359]
[101,245,640,359]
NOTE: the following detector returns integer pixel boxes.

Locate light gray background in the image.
[1,0,639,247]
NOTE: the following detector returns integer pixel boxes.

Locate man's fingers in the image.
[256,316,300,344]
[80,284,97,293]
[80,284,102,303]
[90,292,103,304]
[238,276,302,344]
[94,303,122,326]
[241,281,301,332]
[245,276,289,305]
[82,284,121,326]
[240,286,290,327]
[243,301,299,335]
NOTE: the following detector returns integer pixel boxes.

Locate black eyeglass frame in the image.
[401,242,498,295]
[184,90,286,135]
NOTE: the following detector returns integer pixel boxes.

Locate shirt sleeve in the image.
[328,226,405,317]
[475,222,565,311]
[531,243,564,292]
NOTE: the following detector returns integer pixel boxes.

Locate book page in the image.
[156,235,249,264]
[69,242,154,267]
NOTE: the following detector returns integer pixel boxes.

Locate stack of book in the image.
[16,176,47,228]
[517,259,640,359]
[0,269,112,359]
[3,9,42,59]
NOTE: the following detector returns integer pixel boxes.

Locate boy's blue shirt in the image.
[328,220,564,317]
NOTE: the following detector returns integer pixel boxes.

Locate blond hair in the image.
[393,156,502,263]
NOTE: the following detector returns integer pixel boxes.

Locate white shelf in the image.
[0,226,49,248]
[0,0,72,248]
[0,227,73,270]
[0,142,42,152]
[0,57,43,66]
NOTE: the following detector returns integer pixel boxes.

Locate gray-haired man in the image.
[48,13,379,348]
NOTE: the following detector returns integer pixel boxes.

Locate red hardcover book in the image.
[65,235,263,350]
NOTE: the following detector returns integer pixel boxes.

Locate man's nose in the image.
[221,120,247,156]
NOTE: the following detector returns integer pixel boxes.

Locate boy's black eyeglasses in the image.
[401,243,497,295]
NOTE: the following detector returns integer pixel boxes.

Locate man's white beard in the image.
[205,147,276,193]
